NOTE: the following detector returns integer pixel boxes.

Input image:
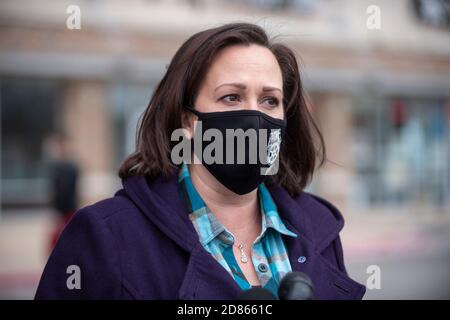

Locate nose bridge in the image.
[246,87,259,111]
[247,101,259,111]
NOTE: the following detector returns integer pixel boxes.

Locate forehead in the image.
[204,44,283,86]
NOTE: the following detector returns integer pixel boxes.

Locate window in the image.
[1,78,58,207]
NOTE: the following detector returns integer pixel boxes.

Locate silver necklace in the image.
[237,244,248,263]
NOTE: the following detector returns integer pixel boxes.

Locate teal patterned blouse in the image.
[178,163,297,298]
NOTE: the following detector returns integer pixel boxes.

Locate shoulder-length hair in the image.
[119,22,326,197]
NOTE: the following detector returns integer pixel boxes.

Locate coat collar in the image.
[122,174,328,252]
[265,183,345,253]
[122,172,344,254]
[122,173,198,252]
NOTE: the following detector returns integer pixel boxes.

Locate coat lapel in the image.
[268,184,366,300]
[177,243,243,299]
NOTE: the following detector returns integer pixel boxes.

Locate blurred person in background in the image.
[35,23,365,300]
[43,133,79,252]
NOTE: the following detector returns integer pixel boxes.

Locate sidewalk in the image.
[0,209,54,299]
[341,209,450,299]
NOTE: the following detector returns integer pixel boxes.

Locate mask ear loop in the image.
[183,105,203,118]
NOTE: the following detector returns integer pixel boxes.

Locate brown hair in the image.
[118,22,326,197]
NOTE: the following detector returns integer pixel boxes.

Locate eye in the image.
[220,94,241,104]
[262,96,280,108]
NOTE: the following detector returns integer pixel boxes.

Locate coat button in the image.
[257,263,268,273]
[298,256,307,264]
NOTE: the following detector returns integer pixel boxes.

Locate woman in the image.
[35,23,365,300]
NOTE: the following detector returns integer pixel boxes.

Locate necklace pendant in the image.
[238,244,248,264]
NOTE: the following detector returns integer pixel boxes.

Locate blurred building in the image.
[1,0,450,213]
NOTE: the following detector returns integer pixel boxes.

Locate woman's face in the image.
[194,44,284,120]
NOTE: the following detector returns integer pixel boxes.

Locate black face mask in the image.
[184,105,286,195]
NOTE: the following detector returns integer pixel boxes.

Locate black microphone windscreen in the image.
[238,287,276,300]
[278,272,314,300]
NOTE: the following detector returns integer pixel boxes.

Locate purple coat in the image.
[35,172,366,300]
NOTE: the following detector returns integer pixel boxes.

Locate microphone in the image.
[278,272,314,300]
[238,287,276,300]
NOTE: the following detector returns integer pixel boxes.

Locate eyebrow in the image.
[214,82,282,94]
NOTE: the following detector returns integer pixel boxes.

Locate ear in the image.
[181,110,195,139]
